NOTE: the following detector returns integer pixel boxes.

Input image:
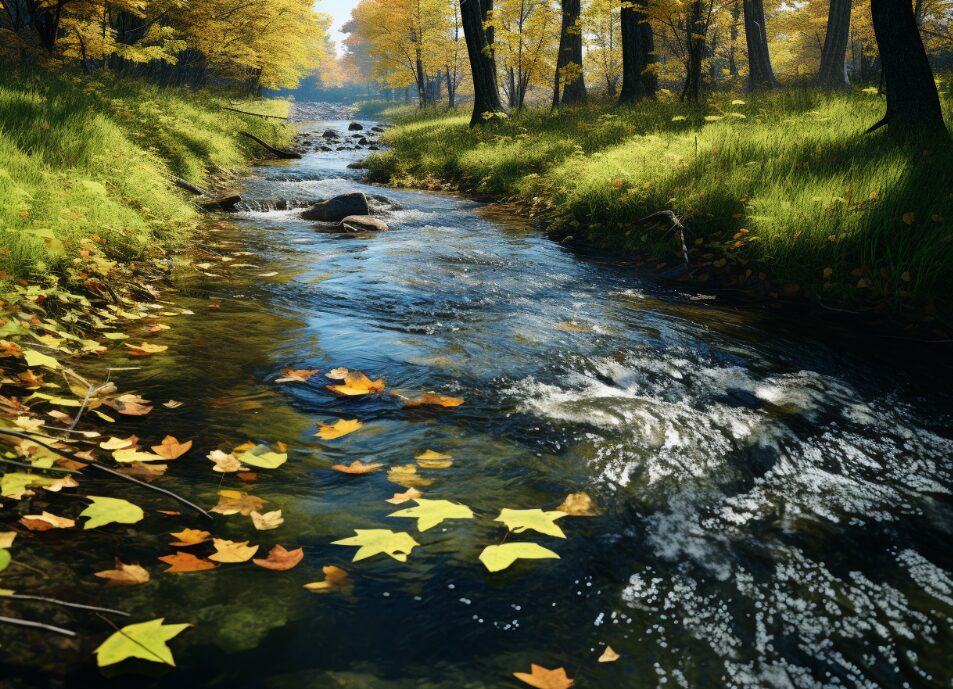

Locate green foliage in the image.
[368,90,953,317]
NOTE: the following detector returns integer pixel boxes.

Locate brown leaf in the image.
[158,552,217,573]
[151,435,192,460]
[211,489,264,516]
[116,462,168,482]
[20,512,75,531]
[556,491,599,516]
[124,342,168,357]
[105,393,153,416]
[304,565,350,592]
[513,665,575,689]
[252,545,303,571]
[94,561,150,586]
[401,392,464,408]
[168,528,211,546]
[330,460,383,474]
[386,487,423,504]
[250,510,283,531]
[326,367,349,380]
[275,368,320,383]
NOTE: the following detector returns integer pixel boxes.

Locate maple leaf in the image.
[207,449,247,473]
[513,664,575,689]
[124,342,168,356]
[151,435,192,460]
[316,418,363,440]
[209,539,259,563]
[105,393,152,416]
[556,492,599,516]
[95,618,190,667]
[158,552,217,572]
[116,462,167,482]
[386,487,423,504]
[234,444,287,469]
[496,508,567,538]
[99,435,139,450]
[168,528,211,546]
[22,348,60,370]
[598,646,619,663]
[113,448,164,463]
[275,368,319,383]
[387,464,433,487]
[388,498,473,531]
[252,544,303,570]
[95,561,150,586]
[2,472,57,499]
[250,510,283,530]
[0,532,16,548]
[326,371,385,396]
[211,489,264,516]
[304,565,350,592]
[331,460,383,474]
[478,543,560,572]
[80,496,144,529]
[415,449,453,469]
[400,392,464,408]
[20,511,75,531]
[332,529,419,562]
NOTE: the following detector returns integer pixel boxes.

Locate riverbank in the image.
[364,91,953,332]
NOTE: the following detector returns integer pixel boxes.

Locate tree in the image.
[618,0,656,104]
[553,0,586,104]
[817,0,851,89]
[587,0,621,96]
[742,0,777,89]
[868,0,946,135]
[495,0,558,108]
[460,0,505,124]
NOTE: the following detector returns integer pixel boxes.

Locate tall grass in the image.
[368,89,953,320]
[0,66,293,280]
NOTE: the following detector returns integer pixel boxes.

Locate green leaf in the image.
[332,529,419,562]
[495,508,567,538]
[22,348,60,370]
[1,472,55,499]
[0,549,10,573]
[235,445,287,469]
[387,498,473,531]
[94,618,190,667]
[478,543,560,572]
[80,496,144,529]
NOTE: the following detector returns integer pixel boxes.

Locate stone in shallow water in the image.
[301,192,369,222]
[348,121,364,131]
[341,215,388,232]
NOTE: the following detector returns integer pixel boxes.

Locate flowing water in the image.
[4,117,953,689]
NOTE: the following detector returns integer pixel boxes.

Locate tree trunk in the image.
[743,0,777,89]
[683,0,706,104]
[817,0,851,89]
[728,2,740,76]
[618,2,656,104]
[868,0,946,135]
[557,0,586,104]
[461,0,505,126]
[508,67,518,108]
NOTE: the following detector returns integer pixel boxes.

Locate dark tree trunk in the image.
[868,0,946,135]
[556,0,586,104]
[447,68,456,107]
[460,0,505,126]
[415,46,429,105]
[682,0,706,104]
[618,2,656,104]
[817,0,851,89]
[728,2,740,76]
[508,67,518,108]
[480,0,498,79]
[743,0,777,89]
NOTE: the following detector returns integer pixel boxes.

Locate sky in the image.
[316,0,361,56]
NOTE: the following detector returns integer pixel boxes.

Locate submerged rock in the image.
[301,192,369,222]
[348,121,364,131]
[347,159,369,169]
[322,129,339,139]
[341,215,388,232]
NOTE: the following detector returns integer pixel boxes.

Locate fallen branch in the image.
[222,105,289,120]
[172,176,210,196]
[635,210,690,266]
[0,615,76,636]
[239,131,301,159]
[4,593,129,616]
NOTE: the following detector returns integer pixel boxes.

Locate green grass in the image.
[368,89,953,321]
[0,66,293,280]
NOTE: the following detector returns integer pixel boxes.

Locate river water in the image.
[7,117,953,688]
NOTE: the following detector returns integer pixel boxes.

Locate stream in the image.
[4,114,953,689]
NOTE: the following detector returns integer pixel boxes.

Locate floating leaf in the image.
[124,342,168,357]
[80,496,144,529]
[113,448,164,463]
[2,472,57,499]
[316,418,363,440]
[598,646,620,663]
[168,528,211,547]
[234,444,287,469]
[304,565,350,592]
[386,487,423,504]
[94,561,150,586]
[556,492,599,516]
[250,510,284,531]
[106,393,152,416]
[275,368,319,383]
[0,532,16,548]
[163,400,183,409]
[400,392,464,408]
[211,489,264,516]
[388,498,473,531]
[151,436,192,460]
[158,552,216,572]
[387,464,432,487]
[414,449,453,469]
[555,321,592,333]
[209,539,259,563]
[331,460,382,474]
[100,435,138,450]
[252,544,303,570]
[479,543,560,572]
[496,508,567,538]
[23,349,60,370]
[94,618,190,667]
[207,450,247,473]
[116,462,168,482]
[20,511,75,531]
[513,664,575,689]
[326,371,385,396]
[332,529,419,562]
[0,549,9,573]
[326,367,349,380]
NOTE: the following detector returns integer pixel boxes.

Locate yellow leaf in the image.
[598,646,620,663]
[304,565,350,592]
[479,543,560,572]
[332,529,419,562]
[113,448,165,463]
[316,418,363,440]
[415,449,453,469]
[556,492,599,516]
[326,371,385,396]
[388,498,473,531]
[208,539,259,563]
[496,508,568,538]
[250,509,284,531]
[23,349,60,370]
[387,464,433,487]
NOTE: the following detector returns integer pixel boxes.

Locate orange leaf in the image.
[252,545,303,571]
[20,511,75,531]
[158,552,217,572]
[275,368,320,383]
[151,435,192,460]
[168,528,211,546]
[400,392,464,408]
[304,565,350,592]
[94,561,150,586]
[326,371,385,396]
[513,665,575,689]
[386,487,423,504]
[330,460,383,474]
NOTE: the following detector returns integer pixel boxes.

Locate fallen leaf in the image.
[326,367,349,380]
[211,489,264,516]
[400,392,464,408]
[234,444,287,469]
[478,543,560,572]
[304,565,350,592]
[496,508,567,538]
[94,561,150,586]
[94,618,190,667]
[151,436,192,460]
[100,435,139,450]
[331,460,383,474]
[168,528,211,547]
[116,462,168,482]
[80,496,144,529]
[250,510,284,531]
[252,544,303,570]
[163,400,183,409]
[556,492,599,516]
[415,449,453,469]
[0,532,16,548]
[275,368,319,383]
[386,487,422,504]
[332,529,419,562]
[598,646,620,663]
[106,393,152,416]
[158,552,217,573]
[388,498,473,531]
[387,464,433,487]
[124,342,168,357]
[315,418,363,440]
[112,448,165,463]
[326,371,385,396]
[20,511,75,531]
[513,664,575,689]
[902,212,916,225]
[208,538,259,563]
[22,349,60,370]
[207,449,247,473]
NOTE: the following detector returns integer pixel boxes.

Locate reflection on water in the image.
[5,119,951,689]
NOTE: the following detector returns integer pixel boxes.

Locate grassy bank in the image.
[367,90,953,326]
[0,67,293,282]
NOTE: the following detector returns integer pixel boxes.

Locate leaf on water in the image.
[304,565,350,592]
[0,549,10,573]
[103,332,128,340]
[158,552,217,572]
[513,664,575,689]
[207,450,247,473]
[331,460,383,474]
[211,489,264,516]
[20,511,76,531]
[234,444,287,469]
[326,371,385,396]
[386,487,423,504]
[415,449,453,469]
[116,462,168,482]
[80,496,144,529]
[209,539,259,563]
[250,509,283,531]
[315,418,363,440]
[0,532,16,548]
[113,448,165,463]
[124,342,168,357]
[326,367,349,380]
[400,392,464,408]
[496,508,567,538]
[252,544,303,570]
[106,393,152,416]
[94,618,190,667]
[556,492,599,516]
[168,528,211,547]
[163,400,183,409]
[94,561,150,587]
[2,472,57,499]
[151,436,192,460]
[387,464,433,487]
[99,435,139,450]
[23,349,60,370]
[478,543,559,572]
[275,368,319,383]
[388,498,473,531]
[598,646,620,663]
[332,529,419,562]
